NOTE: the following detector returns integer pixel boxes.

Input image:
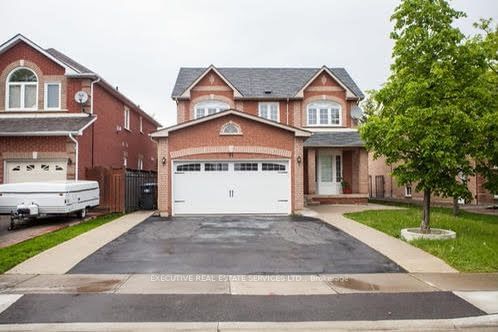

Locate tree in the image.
[360,0,497,232]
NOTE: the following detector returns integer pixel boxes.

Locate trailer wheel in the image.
[77,208,87,219]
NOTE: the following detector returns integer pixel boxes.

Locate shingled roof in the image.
[172,67,364,99]
[0,115,96,136]
[304,131,364,147]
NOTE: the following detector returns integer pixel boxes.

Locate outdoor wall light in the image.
[161,157,167,166]
[297,156,302,164]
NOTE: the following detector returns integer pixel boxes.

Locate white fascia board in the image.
[179,65,243,98]
[0,113,90,119]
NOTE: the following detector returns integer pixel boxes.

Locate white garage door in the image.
[173,160,290,215]
[5,160,67,183]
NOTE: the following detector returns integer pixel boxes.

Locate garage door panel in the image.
[5,160,67,183]
[172,160,290,215]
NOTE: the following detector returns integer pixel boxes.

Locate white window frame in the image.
[258,102,280,122]
[405,184,412,197]
[138,158,143,170]
[124,107,130,130]
[139,116,143,133]
[123,157,128,167]
[44,82,61,110]
[6,67,38,111]
[194,100,229,119]
[306,101,342,127]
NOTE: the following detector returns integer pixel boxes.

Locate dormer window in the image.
[307,101,342,127]
[6,68,38,111]
[194,100,229,119]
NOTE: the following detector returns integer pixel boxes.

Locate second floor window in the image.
[139,116,143,133]
[45,82,61,110]
[307,101,342,126]
[259,102,279,122]
[124,107,130,130]
[194,100,229,119]
[7,68,38,111]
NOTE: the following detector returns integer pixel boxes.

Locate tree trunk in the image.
[452,197,460,216]
[420,189,431,233]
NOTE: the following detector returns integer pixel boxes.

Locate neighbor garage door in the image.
[5,160,67,183]
[172,160,290,214]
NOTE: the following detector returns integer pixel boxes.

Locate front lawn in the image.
[344,207,498,272]
[0,213,122,274]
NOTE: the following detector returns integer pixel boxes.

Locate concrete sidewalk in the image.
[6,211,153,275]
[308,204,458,273]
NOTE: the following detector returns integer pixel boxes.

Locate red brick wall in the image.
[91,84,157,171]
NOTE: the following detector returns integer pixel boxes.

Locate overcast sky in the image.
[1,0,496,127]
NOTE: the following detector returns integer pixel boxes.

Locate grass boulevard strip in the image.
[345,205,498,272]
[0,213,122,274]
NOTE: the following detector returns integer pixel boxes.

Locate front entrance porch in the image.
[304,146,369,204]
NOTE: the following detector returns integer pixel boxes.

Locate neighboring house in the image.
[0,34,161,184]
[152,65,368,216]
[369,156,497,205]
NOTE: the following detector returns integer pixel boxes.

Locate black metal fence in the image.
[125,169,157,212]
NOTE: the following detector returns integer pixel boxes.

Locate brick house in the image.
[369,156,497,206]
[152,66,368,216]
[0,34,161,184]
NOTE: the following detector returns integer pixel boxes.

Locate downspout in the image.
[69,133,79,181]
[90,77,100,168]
[286,98,289,125]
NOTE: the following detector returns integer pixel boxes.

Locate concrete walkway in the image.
[307,204,458,273]
[6,211,153,275]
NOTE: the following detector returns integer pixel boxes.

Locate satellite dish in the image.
[350,105,363,120]
[74,91,89,104]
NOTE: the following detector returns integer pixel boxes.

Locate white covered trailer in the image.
[0,181,99,230]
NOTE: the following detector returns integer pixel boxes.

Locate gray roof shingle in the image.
[45,48,94,74]
[304,131,364,147]
[0,116,96,135]
[172,67,364,99]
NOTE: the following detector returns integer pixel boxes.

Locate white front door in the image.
[317,152,342,195]
[5,160,67,183]
[172,160,290,215]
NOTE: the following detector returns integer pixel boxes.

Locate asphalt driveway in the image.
[69,215,404,274]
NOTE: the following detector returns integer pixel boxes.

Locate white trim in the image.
[139,116,143,133]
[151,109,311,138]
[405,184,412,198]
[5,67,39,111]
[179,65,243,98]
[124,107,130,130]
[44,82,61,111]
[295,66,357,99]
[0,113,89,119]
[193,100,230,119]
[258,102,280,122]
[306,100,342,127]
[0,34,78,74]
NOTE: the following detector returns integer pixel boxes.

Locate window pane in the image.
[260,104,268,118]
[196,108,204,118]
[8,85,21,108]
[234,163,258,171]
[336,155,341,182]
[331,108,340,124]
[308,108,317,125]
[319,108,328,125]
[205,163,228,171]
[47,84,60,108]
[177,163,201,172]
[262,163,286,171]
[24,85,37,108]
[320,156,332,182]
[207,108,217,115]
[270,104,278,121]
[9,68,37,82]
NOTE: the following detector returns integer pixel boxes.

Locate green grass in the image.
[345,207,498,272]
[0,213,122,274]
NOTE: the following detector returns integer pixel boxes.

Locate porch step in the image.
[305,199,321,206]
[306,194,369,205]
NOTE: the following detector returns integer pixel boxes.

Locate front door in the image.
[317,151,342,195]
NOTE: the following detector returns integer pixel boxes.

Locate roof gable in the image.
[151,109,311,138]
[179,65,242,99]
[295,66,356,99]
[0,34,79,74]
